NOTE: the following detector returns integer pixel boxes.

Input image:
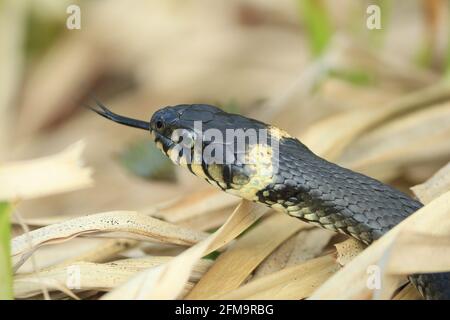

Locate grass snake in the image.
[89,101,450,300]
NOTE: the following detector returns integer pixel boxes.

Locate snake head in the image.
[149,104,278,197]
[89,101,280,200]
[149,104,222,158]
[149,104,271,165]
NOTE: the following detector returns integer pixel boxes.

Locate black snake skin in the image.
[90,101,450,299]
[257,136,449,300]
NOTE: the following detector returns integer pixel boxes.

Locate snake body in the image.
[90,102,450,299]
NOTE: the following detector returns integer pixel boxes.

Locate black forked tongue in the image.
[86,98,150,131]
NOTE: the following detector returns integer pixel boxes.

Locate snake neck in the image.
[252,137,422,244]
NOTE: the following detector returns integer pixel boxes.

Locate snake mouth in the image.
[152,130,176,156]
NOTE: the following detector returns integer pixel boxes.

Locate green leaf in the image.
[203,250,221,261]
[328,68,376,86]
[297,0,333,56]
[120,140,176,182]
[0,202,13,300]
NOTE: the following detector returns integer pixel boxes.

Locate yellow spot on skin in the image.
[232,172,249,185]
[304,213,318,221]
[190,163,227,189]
[166,148,188,168]
[167,148,176,162]
[157,133,278,202]
[207,164,224,183]
[298,208,311,215]
[190,163,208,180]
[217,182,227,189]
[226,144,274,201]
[319,216,333,224]
[324,224,337,231]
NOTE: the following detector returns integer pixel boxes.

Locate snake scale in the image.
[89,101,450,300]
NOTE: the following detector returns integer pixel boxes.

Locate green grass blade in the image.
[328,68,376,86]
[297,0,333,56]
[0,202,13,300]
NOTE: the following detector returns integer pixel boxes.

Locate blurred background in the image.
[1,0,450,225]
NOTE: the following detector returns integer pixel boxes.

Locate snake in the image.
[88,100,450,299]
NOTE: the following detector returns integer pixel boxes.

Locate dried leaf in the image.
[217,255,339,300]
[393,283,423,300]
[412,161,450,204]
[335,238,366,267]
[186,213,309,299]
[16,277,80,300]
[340,102,450,176]
[54,239,139,268]
[0,141,93,201]
[154,189,239,224]
[14,257,212,298]
[301,83,450,161]
[102,200,268,300]
[310,190,450,299]
[254,228,333,278]
[12,211,208,270]
[384,231,450,275]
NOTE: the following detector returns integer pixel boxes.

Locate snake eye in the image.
[155,120,164,130]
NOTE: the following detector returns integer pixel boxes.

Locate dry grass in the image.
[1,0,450,300]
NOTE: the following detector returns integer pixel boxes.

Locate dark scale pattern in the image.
[411,273,450,300]
[148,104,450,300]
[257,137,422,243]
[256,136,450,300]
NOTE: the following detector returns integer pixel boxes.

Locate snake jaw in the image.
[153,131,175,156]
